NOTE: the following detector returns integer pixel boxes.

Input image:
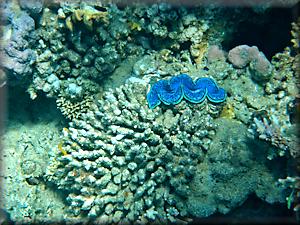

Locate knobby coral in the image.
[46,78,223,223]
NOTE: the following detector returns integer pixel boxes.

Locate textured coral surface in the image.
[1,0,299,224]
[46,79,223,223]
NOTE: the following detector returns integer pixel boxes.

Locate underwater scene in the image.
[0,0,299,224]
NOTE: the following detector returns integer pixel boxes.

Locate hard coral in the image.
[0,4,36,80]
[19,0,43,14]
[65,4,108,31]
[46,78,223,223]
[249,111,298,160]
[188,118,285,218]
[56,95,94,120]
[291,17,300,49]
[228,45,273,83]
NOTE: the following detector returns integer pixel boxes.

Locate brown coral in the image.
[56,95,94,120]
[65,5,108,31]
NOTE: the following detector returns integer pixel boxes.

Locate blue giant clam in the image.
[147,74,226,109]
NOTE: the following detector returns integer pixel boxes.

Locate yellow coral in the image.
[58,142,68,156]
[190,42,208,65]
[64,5,108,32]
[128,21,142,31]
[72,9,109,30]
[65,16,73,32]
[220,103,235,119]
[291,17,300,49]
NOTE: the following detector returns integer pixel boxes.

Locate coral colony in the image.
[1,0,299,224]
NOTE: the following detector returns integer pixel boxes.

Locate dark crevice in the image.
[190,194,296,224]
[6,85,64,126]
[222,5,299,60]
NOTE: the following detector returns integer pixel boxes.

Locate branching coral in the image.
[249,112,298,159]
[291,17,300,50]
[56,95,94,120]
[46,78,223,223]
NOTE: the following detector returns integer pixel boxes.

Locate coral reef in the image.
[1,0,299,223]
[25,1,243,102]
[1,121,65,222]
[0,0,36,83]
[63,3,109,31]
[249,111,298,159]
[19,0,43,14]
[147,74,226,109]
[26,5,104,100]
[187,118,285,217]
[228,45,273,83]
[46,78,224,223]
[199,41,299,160]
[56,94,94,120]
[290,17,300,50]
[247,18,299,159]
[46,75,288,223]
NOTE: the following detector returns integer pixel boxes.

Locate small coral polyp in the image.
[147,74,227,109]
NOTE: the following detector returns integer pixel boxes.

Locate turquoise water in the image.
[0,1,299,224]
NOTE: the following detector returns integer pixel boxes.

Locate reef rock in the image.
[187,118,285,217]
